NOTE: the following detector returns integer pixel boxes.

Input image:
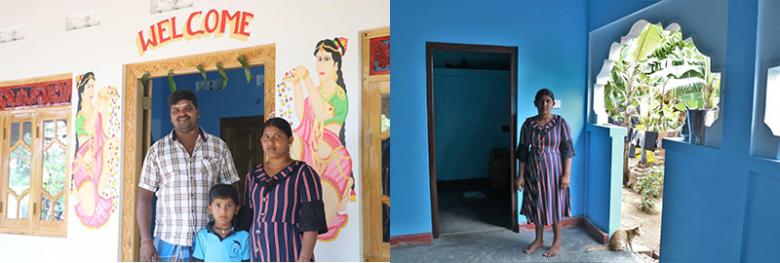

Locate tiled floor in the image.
[392,179,642,262]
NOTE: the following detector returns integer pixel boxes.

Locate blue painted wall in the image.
[587,0,661,31]
[151,66,264,141]
[585,0,730,241]
[750,0,780,160]
[661,1,780,262]
[434,68,510,181]
[391,0,591,237]
[390,0,660,238]
[392,0,780,260]
[583,124,626,237]
[585,0,780,261]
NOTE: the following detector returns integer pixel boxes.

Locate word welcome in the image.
[136,9,254,55]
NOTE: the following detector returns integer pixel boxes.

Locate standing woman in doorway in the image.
[516,88,574,257]
[244,118,328,262]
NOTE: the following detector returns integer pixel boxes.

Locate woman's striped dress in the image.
[244,161,328,262]
[517,115,575,226]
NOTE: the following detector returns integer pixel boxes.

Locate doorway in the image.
[145,64,265,248]
[120,45,275,261]
[221,115,264,200]
[426,43,517,238]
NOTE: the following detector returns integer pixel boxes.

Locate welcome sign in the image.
[136,9,254,55]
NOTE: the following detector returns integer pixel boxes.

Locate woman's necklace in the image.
[537,114,552,126]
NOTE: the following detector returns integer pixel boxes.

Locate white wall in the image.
[0,0,388,261]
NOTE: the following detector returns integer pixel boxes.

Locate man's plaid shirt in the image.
[139,128,239,246]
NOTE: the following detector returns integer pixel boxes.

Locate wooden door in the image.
[220,115,264,198]
[361,27,390,262]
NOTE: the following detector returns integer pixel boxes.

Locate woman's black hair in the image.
[209,184,240,205]
[314,38,347,144]
[76,72,95,114]
[312,39,355,194]
[74,72,95,155]
[534,88,555,105]
[262,117,293,138]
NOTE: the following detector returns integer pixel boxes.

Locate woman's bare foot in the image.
[543,241,561,257]
[524,239,543,254]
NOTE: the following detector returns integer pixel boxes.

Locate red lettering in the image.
[138,9,252,54]
[156,20,170,44]
[186,11,203,36]
[137,25,158,52]
[170,17,184,39]
[238,12,253,37]
[220,10,240,34]
[204,9,219,33]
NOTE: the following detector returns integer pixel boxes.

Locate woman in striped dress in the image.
[244,118,328,261]
[516,88,575,257]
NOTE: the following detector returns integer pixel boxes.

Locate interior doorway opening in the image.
[426,42,518,238]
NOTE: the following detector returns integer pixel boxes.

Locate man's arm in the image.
[137,188,158,261]
[220,142,240,184]
[137,145,160,261]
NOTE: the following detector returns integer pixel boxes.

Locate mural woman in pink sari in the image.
[285,37,354,240]
[72,72,118,227]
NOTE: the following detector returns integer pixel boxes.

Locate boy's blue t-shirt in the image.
[192,224,250,262]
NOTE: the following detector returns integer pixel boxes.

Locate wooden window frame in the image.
[0,105,72,237]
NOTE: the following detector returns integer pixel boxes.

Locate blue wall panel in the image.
[391,0,589,237]
[434,68,510,181]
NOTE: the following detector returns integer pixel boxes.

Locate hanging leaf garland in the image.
[140,71,151,91]
[196,64,208,80]
[238,55,253,83]
[216,62,228,89]
[167,69,177,92]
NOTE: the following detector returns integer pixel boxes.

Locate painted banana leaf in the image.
[197,64,208,80]
[217,62,228,89]
[238,55,252,83]
[167,70,177,92]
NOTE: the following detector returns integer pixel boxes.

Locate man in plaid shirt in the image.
[136,90,240,261]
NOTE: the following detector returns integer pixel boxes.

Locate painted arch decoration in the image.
[593,20,721,133]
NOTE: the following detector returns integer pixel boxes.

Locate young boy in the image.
[192,184,250,262]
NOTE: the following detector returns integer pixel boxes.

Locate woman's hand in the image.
[99,86,117,99]
[560,174,570,190]
[284,70,299,85]
[293,66,310,81]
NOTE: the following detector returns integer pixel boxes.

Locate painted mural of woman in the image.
[72,72,119,227]
[285,37,354,240]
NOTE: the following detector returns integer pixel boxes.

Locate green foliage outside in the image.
[635,166,664,213]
